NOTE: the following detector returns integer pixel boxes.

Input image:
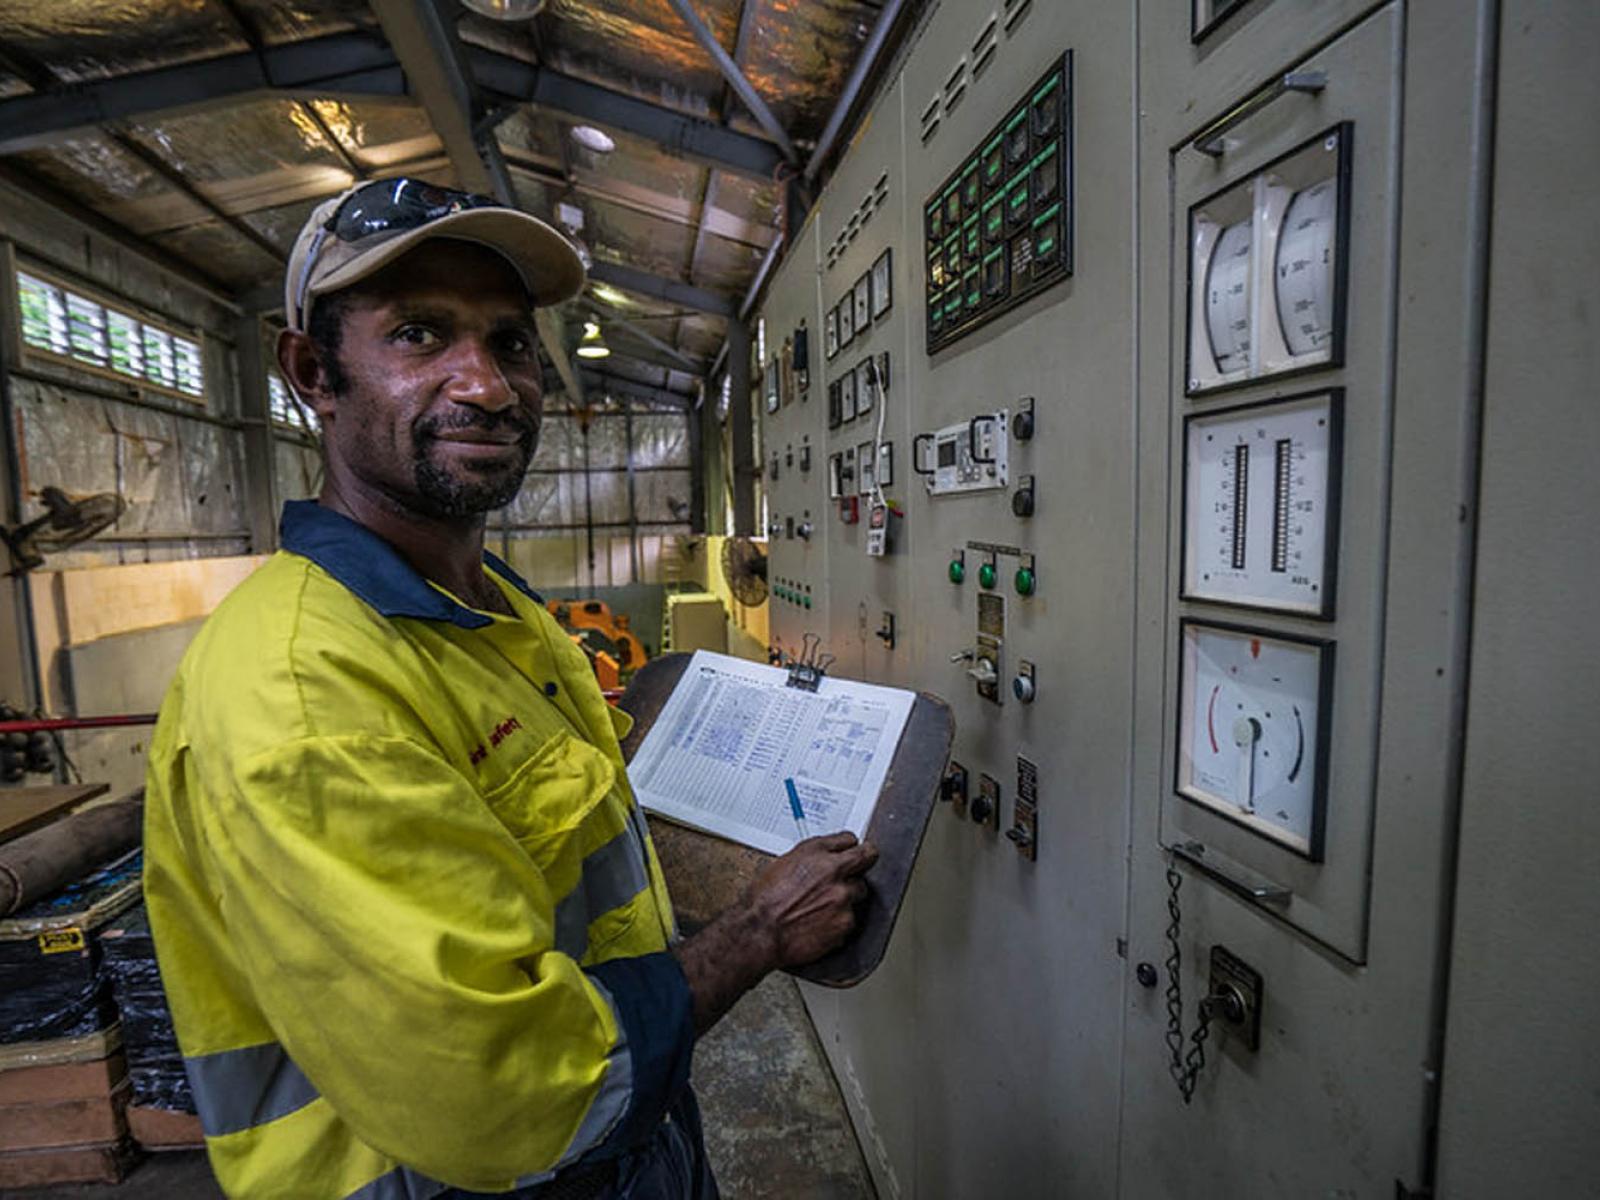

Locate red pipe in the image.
[0,714,159,734]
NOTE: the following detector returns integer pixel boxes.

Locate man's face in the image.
[308,239,544,520]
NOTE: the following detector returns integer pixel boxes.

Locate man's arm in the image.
[672,832,878,1034]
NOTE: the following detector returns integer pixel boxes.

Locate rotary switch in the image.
[1012,401,1035,442]
[1012,476,1035,518]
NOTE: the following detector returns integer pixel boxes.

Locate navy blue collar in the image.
[279,500,542,629]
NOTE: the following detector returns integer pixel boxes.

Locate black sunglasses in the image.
[293,179,506,326]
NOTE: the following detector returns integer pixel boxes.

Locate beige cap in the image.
[284,181,586,331]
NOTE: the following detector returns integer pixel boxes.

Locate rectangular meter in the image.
[1176,621,1332,859]
[1182,391,1342,617]
[916,410,1010,496]
[1186,125,1351,395]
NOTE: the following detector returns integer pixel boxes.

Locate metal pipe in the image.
[0,713,158,734]
[665,0,797,164]
[805,0,908,183]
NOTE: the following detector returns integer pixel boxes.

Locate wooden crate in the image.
[0,1077,130,1153]
[0,1139,135,1188]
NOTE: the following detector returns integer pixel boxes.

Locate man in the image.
[143,179,877,1200]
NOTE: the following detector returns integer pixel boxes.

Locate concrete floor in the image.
[6,975,874,1200]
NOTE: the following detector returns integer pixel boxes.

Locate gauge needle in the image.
[1233,715,1262,812]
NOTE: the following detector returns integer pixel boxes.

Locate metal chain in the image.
[1164,863,1215,1105]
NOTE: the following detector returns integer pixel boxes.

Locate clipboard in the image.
[618,652,954,988]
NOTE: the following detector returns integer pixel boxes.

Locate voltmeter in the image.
[1186,124,1351,394]
[1176,621,1331,858]
[1182,391,1341,617]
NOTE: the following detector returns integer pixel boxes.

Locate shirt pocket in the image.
[482,730,624,898]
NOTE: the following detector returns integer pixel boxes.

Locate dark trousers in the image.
[442,1087,719,1200]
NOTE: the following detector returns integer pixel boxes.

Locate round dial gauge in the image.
[1178,622,1327,857]
[1183,392,1340,615]
[1205,220,1253,374]
[1274,177,1338,356]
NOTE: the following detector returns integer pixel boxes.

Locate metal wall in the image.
[1435,4,1600,1195]
[758,0,1594,1194]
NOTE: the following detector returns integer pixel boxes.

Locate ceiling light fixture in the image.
[460,0,546,20]
[576,319,611,359]
[570,125,616,154]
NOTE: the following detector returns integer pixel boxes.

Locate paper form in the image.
[627,650,916,856]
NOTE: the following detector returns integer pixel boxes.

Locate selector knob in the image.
[767,520,783,537]
[1012,408,1034,441]
[797,521,814,541]
[1012,673,1036,704]
[970,792,994,824]
[966,656,999,687]
[1012,484,1035,518]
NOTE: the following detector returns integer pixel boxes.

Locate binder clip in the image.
[786,634,834,692]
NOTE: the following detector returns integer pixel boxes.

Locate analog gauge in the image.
[1274,178,1338,357]
[838,295,854,348]
[1183,392,1341,616]
[1177,622,1329,858]
[1205,220,1253,374]
[840,367,857,422]
[825,308,839,360]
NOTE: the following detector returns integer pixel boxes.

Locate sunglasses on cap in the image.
[292,179,506,329]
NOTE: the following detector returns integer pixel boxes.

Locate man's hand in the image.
[672,833,878,1034]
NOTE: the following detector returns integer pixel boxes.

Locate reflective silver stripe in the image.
[341,1167,451,1200]
[513,974,635,1184]
[185,1041,319,1137]
[553,828,651,961]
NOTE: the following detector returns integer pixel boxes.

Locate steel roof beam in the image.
[467,50,784,181]
[587,260,735,319]
[0,33,403,157]
[0,35,783,183]
[664,0,796,164]
[806,0,909,183]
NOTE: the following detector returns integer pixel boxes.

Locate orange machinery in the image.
[545,599,648,692]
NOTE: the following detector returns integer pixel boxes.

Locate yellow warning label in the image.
[38,927,86,954]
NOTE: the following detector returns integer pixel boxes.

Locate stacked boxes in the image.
[0,851,142,1187]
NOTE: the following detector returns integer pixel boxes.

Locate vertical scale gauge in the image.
[1177,621,1330,858]
[1274,178,1338,356]
[1183,391,1341,616]
[1205,220,1254,374]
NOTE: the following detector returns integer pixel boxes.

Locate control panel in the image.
[916,410,1010,495]
[924,53,1074,353]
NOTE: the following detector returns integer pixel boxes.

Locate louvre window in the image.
[15,270,205,400]
[268,373,319,433]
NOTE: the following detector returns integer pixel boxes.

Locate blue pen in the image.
[784,778,812,840]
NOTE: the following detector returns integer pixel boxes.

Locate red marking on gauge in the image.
[1207,685,1221,753]
[1250,638,1261,659]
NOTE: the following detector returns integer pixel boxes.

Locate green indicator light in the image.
[803,597,812,610]
[983,248,1004,265]
[1038,237,1056,255]
[1033,203,1063,228]
[949,559,965,584]
[1005,110,1027,134]
[983,133,1004,157]
[1032,76,1060,105]
[1015,567,1036,596]
[1030,143,1057,171]
[978,562,997,589]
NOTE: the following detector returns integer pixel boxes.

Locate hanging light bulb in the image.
[460,0,546,20]
[576,319,611,359]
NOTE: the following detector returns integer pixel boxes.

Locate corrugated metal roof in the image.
[0,0,909,378]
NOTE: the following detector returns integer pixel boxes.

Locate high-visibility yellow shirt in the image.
[144,500,694,1200]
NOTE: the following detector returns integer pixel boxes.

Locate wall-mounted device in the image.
[915,409,1010,495]
[1176,620,1332,859]
[926,53,1074,354]
[1187,125,1351,394]
[1009,755,1038,860]
[1183,390,1342,616]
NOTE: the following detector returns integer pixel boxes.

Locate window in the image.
[268,373,320,433]
[16,270,206,400]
